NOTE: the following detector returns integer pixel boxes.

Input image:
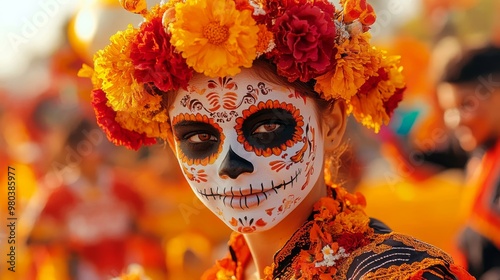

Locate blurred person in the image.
[81,0,473,279]
[27,118,166,280]
[437,44,500,279]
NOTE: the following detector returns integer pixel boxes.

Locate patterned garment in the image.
[202,186,474,280]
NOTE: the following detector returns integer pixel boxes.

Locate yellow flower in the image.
[170,0,259,77]
[116,110,171,139]
[93,24,145,112]
[315,33,379,101]
[119,0,147,15]
[347,89,385,132]
[347,51,405,133]
[114,92,171,140]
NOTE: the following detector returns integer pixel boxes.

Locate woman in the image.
[80,0,474,278]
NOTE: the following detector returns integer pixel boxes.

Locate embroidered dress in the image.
[202,185,473,280]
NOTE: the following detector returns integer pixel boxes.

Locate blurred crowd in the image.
[0,0,499,279]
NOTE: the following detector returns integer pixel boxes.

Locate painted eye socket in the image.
[235,101,304,157]
[171,113,225,165]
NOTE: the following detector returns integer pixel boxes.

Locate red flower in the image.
[271,1,336,82]
[92,89,156,150]
[384,86,405,116]
[130,15,192,92]
[336,232,369,252]
[358,68,388,96]
[260,0,290,24]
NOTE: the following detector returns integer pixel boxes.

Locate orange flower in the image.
[256,24,274,55]
[313,197,340,221]
[330,211,372,236]
[119,0,147,15]
[315,33,380,102]
[342,0,376,26]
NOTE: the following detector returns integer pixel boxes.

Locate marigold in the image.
[256,24,274,55]
[272,1,336,82]
[315,33,380,101]
[131,9,192,92]
[119,0,147,15]
[347,51,405,132]
[115,111,171,140]
[313,197,340,221]
[336,232,370,252]
[93,24,145,112]
[91,89,156,150]
[81,0,406,151]
[169,0,259,77]
[329,211,372,236]
[342,0,376,26]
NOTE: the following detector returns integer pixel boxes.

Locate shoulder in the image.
[342,232,474,280]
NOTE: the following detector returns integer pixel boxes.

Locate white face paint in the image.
[168,68,324,233]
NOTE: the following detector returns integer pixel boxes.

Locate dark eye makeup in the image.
[173,121,221,160]
[241,108,297,149]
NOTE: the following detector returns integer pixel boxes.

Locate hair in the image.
[441,44,500,85]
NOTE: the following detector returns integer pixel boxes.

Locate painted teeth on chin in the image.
[196,168,303,202]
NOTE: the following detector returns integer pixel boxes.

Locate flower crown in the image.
[79,0,405,150]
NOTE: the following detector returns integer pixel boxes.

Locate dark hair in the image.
[442,44,500,84]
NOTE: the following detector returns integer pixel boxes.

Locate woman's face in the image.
[168,68,324,233]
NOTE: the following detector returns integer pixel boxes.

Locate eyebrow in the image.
[173,120,219,135]
[247,108,296,124]
[173,120,212,128]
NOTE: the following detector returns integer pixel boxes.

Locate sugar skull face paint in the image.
[169,68,324,233]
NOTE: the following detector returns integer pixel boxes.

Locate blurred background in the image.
[0,0,499,279]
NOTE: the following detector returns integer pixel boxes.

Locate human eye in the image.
[252,123,281,134]
[187,132,218,143]
[171,117,223,165]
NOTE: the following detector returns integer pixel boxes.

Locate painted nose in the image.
[218,147,254,179]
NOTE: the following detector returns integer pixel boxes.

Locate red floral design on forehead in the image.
[80,0,406,150]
